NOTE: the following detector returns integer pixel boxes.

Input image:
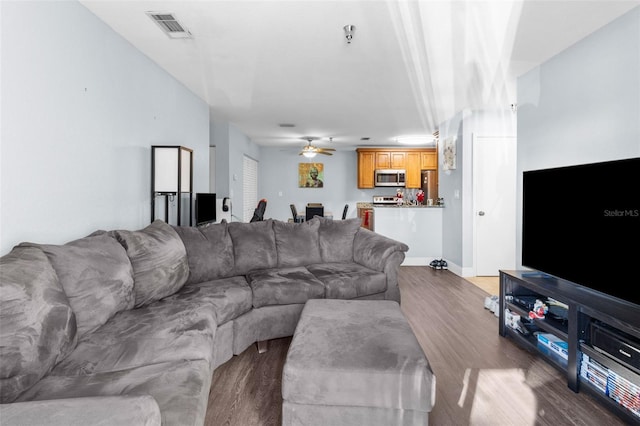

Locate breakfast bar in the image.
[373,205,443,266]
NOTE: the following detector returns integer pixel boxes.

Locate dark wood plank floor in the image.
[206,266,627,426]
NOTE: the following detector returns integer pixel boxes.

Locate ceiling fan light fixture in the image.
[302,151,317,158]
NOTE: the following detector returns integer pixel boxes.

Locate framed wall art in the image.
[442,137,456,170]
[298,163,324,188]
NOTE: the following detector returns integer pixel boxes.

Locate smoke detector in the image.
[344,25,355,44]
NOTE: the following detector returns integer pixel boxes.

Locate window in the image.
[243,155,258,222]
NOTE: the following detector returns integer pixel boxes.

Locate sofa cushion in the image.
[0,246,77,403]
[112,220,189,307]
[36,233,135,338]
[317,217,361,263]
[306,263,387,299]
[274,219,322,268]
[247,267,325,308]
[164,276,252,325]
[51,298,216,377]
[172,222,234,283]
[227,220,277,275]
[17,359,212,426]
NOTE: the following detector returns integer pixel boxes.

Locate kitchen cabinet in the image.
[375,151,405,169]
[405,152,421,188]
[357,150,376,188]
[356,148,437,189]
[421,151,437,169]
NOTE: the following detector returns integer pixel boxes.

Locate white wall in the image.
[0,1,210,255]
[516,7,640,268]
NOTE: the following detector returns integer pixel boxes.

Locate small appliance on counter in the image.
[372,195,399,205]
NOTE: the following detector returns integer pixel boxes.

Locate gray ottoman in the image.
[282,299,436,426]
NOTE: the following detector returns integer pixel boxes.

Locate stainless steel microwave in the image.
[374,169,406,187]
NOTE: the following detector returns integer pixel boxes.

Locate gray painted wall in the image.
[516,6,640,268]
[438,109,516,275]
[258,147,401,222]
[1,1,210,255]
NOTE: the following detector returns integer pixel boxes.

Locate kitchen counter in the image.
[373,206,443,266]
[372,204,444,208]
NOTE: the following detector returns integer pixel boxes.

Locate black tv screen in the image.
[196,193,216,225]
[522,157,640,306]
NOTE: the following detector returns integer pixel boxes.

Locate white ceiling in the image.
[80,0,639,149]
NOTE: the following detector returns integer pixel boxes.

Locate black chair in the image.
[341,204,349,220]
[305,205,324,221]
[290,204,304,223]
[250,199,267,222]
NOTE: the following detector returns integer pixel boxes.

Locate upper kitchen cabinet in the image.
[357,150,376,188]
[405,152,421,188]
[375,151,406,169]
[356,148,438,189]
[421,151,437,169]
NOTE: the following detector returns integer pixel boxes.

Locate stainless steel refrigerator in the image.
[421,170,438,202]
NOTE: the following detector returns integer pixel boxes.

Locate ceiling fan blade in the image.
[318,151,333,155]
[317,148,335,152]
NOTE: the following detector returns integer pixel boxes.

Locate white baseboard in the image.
[401,257,475,278]
[439,261,474,278]
[402,257,433,266]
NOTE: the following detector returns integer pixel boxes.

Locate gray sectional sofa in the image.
[0,216,408,425]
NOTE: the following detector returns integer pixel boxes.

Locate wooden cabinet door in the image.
[375,152,391,169]
[405,152,421,188]
[391,152,406,169]
[421,151,437,169]
[358,151,376,188]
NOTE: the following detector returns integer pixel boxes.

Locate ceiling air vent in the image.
[146,12,192,39]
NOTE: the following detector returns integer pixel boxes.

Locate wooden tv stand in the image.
[499,270,640,423]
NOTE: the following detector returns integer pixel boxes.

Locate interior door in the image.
[473,135,516,276]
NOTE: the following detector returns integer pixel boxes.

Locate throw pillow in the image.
[172,222,235,284]
[112,220,189,307]
[227,219,277,275]
[317,217,362,263]
[273,218,322,268]
[37,233,135,338]
[0,245,77,403]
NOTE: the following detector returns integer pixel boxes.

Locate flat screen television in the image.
[522,157,640,306]
[195,193,216,225]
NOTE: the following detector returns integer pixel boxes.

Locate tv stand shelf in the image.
[499,270,640,424]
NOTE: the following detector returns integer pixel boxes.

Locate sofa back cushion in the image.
[228,220,277,275]
[317,217,362,263]
[112,220,189,307]
[273,219,322,268]
[36,233,135,338]
[173,222,235,284]
[0,245,77,403]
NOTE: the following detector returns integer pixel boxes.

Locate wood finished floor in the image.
[206,266,626,426]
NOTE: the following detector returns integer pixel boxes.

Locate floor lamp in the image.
[151,145,193,226]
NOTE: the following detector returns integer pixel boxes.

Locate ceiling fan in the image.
[299,137,336,158]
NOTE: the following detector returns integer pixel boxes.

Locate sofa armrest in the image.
[353,228,408,303]
[353,228,408,272]
[0,395,161,426]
